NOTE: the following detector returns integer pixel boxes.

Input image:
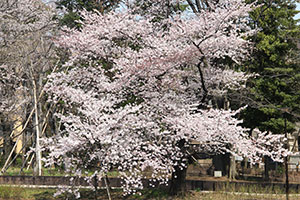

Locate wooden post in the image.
[285,117,289,200]
[104,174,112,200]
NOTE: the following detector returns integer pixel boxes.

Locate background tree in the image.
[0,0,57,175]
[55,0,121,28]
[232,0,300,180]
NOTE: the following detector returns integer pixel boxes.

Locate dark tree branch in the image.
[186,0,198,14]
[196,61,208,103]
[195,0,202,12]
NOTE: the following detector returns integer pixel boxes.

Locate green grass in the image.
[2,167,66,176]
[0,186,56,200]
[2,167,120,177]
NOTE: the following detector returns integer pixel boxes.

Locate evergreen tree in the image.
[239,0,300,134]
[56,0,121,28]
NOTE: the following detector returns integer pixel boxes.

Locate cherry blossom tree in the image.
[43,0,286,196]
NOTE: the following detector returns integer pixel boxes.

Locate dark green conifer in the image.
[239,0,300,134]
[56,0,120,28]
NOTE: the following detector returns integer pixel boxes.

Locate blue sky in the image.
[296,3,300,19]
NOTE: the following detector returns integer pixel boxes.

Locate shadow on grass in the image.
[33,191,56,200]
[33,188,171,200]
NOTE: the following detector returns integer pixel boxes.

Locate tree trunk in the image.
[33,79,42,176]
[264,156,269,180]
[169,165,187,196]
[229,154,236,180]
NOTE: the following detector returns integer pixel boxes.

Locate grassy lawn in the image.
[2,167,120,177]
[0,186,300,200]
[1,167,65,176]
[0,186,55,200]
